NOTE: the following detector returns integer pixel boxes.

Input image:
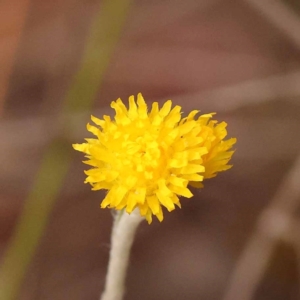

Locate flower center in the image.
[112,126,170,191]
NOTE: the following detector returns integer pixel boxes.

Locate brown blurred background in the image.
[1,0,300,299]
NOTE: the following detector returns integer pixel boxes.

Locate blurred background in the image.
[1,0,300,299]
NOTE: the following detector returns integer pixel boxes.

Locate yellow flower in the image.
[73,93,236,223]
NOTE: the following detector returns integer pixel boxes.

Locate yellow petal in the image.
[183,174,203,181]
[73,143,89,153]
[178,120,196,136]
[149,102,159,120]
[155,205,164,222]
[109,185,128,207]
[180,164,205,174]
[128,95,138,119]
[145,210,153,224]
[169,176,188,188]
[171,194,182,208]
[91,115,105,127]
[170,185,193,198]
[156,193,175,211]
[146,195,160,215]
[137,93,148,119]
[139,202,149,216]
[86,123,100,136]
[159,100,172,117]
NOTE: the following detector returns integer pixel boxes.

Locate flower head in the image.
[73,93,236,223]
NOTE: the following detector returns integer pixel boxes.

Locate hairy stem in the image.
[101,210,144,300]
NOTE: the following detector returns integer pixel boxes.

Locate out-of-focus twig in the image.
[223,154,300,300]
[2,70,300,165]
[243,0,300,50]
[0,1,133,299]
[170,70,300,112]
[0,0,31,115]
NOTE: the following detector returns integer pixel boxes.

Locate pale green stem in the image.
[101,210,144,300]
[0,1,133,299]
